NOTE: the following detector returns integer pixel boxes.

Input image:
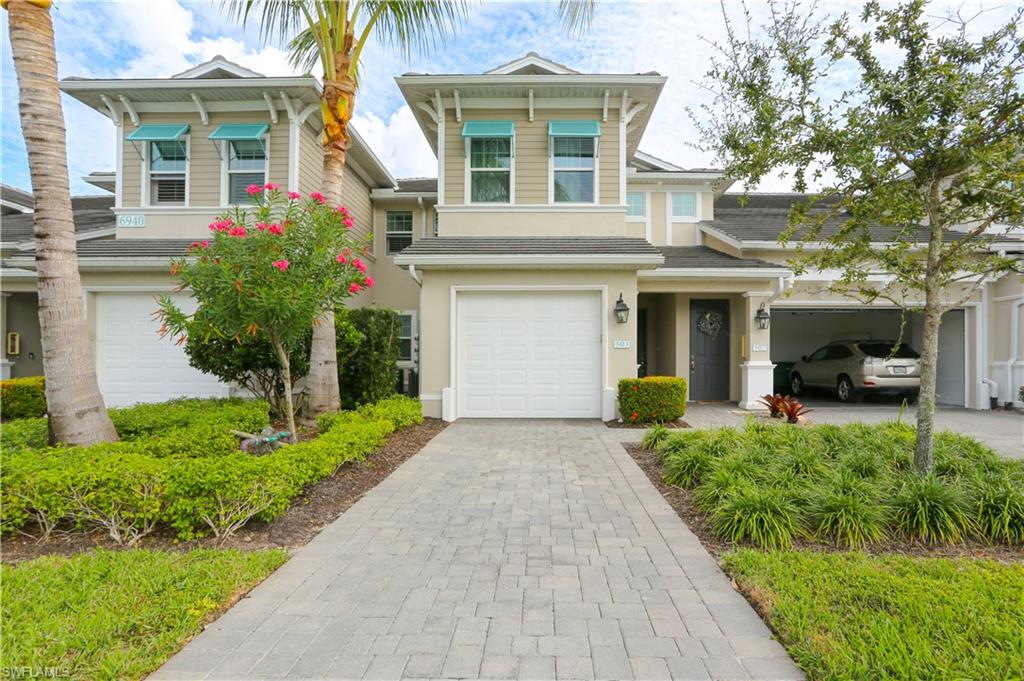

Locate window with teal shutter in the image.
[552,136,595,203]
[469,137,511,203]
[227,139,267,204]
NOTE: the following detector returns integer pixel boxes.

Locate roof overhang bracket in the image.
[262,91,279,125]
[280,92,297,122]
[190,93,209,126]
[416,101,439,125]
[98,94,121,127]
[624,101,647,125]
[528,89,534,122]
[297,103,319,127]
[602,90,609,122]
[453,90,462,123]
[117,95,140,126]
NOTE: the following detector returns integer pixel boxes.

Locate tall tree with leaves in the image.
[4,0,118,445]
[695,0,1024,472]
[228,0,595,419]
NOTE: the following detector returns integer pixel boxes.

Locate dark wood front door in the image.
[689,299,730,400]
[637,309,648,377]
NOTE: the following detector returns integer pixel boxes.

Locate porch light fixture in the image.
[755,302,770,330]
[614,293,630,324]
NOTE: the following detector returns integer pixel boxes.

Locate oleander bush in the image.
[1,376,46,419]
[654,420,1024,548]
[617,376,687,423]
[0,395,422,542]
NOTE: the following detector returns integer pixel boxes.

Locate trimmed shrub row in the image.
[652,421,1024,549]
[1,395,422,543]
[618,376,687,423]
[1,376,46,419]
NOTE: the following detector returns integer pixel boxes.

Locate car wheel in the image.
[836,375,857,403]
[901,390,919,404]
[790,373,804,396]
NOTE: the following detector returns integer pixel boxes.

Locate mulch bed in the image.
[1,419,447,564]
[625,443,1024,562]
[604,419,690,429]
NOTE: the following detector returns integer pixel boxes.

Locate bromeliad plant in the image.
[157,185,374,439]
[758,394,788,418]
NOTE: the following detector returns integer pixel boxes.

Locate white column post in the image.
[739,292,775,409]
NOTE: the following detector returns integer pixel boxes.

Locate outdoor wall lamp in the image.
[614,293,630,324]
[754,302,771,330]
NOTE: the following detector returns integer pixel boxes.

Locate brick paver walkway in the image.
[154,420,802,680]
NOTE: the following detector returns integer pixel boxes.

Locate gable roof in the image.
[1,184,34,215]
[485,52,580,76]
[171,56,264,79]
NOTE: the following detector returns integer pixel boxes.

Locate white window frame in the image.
[219,134,271,206]
[626,190,652,242]
[548,135,599,205]
[669,191,701,222]
[626,191,646,218]
[464,135,515,205]
[142,136,190,208]
[397,310,417,367]
[385,210,415,256]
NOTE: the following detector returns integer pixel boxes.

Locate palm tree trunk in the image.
[6,0,117,445]
[304,51,357,419]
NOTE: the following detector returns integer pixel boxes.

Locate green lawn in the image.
[722,549,1024,680]
[1,548,287,680]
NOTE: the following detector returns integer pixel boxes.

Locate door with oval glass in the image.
[690,299,730,400]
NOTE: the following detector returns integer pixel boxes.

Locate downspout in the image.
[769,274,793,303]
[407,263,422,286]
[1008,295,1024,408]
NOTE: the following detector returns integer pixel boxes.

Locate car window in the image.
[808,346,830,362]
[857,342,920,359]
[825,345,853,360]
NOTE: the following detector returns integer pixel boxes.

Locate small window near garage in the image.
[552,137,596,203]
[386,211,414,255]
[469,138,512,203]
[227,139,267,204]
[626,192,646,217]
[398,312,415,362]
[149,140,187,205]
[671,191,698,219]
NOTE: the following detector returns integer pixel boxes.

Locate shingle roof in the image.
[709,193,967,243]
[2,195,114,242]
[397,236,662,256]
[1,184,34,214]
[395,177,438,193]
[73,239,192,258]
[658,246,782,269]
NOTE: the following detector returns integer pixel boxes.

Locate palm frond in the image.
[356,0,469,62]
[558,0,595,35]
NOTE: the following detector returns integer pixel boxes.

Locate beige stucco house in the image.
[1,53,1021,418]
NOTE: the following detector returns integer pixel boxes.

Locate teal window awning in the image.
[548,120,601,137]
[208,124,269,141]
[462,121,514,138]
[126,124,190,142]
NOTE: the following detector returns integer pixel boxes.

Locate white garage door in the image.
[457,291,602,418]
[95,293,229,407]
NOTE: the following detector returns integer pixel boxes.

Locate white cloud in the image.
[352,107,436,179]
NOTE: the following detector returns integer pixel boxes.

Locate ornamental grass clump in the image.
[971,475,1024,545]
[809,472,888,548]
[891,475,973,544]
[641,424,671,452]
[712,485,802,549]
[158,185,374,440]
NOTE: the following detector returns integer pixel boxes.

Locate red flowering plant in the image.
[157,184,373,439]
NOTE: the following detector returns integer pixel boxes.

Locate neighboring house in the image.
[1,53,1021,416]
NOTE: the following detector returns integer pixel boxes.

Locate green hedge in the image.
[656,421,1024,548]
[618,376,687,423]
[337,308,402,409]
[1,376,46,419]
[1,395,422,542]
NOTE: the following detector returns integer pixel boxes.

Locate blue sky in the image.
[1,0,1019,196]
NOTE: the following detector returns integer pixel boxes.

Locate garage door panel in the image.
[96,293,229,407]
[457,291,602,418]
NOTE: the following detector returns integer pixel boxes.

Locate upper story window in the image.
[127,124,190,207]
[227,140,267,204]
[462,121,515,204]
[626,192,646,217]
[549,121,601,204]
[149,140,187,205]
[386,211,414,254]
[671,191,698,219]
[209,124,270,206]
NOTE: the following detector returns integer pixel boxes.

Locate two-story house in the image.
[1,53,1021,416]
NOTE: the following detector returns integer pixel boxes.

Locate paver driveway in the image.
[155,421,802,681]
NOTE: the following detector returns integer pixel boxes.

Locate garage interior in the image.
[770,308,967,406]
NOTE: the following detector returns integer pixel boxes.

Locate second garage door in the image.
[457,291,602,418]
[96,293,229,407]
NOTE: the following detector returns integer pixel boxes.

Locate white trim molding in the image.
[395,253,665,269]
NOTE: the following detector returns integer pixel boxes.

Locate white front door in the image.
[95,293,229,407]
[457,290,603,418]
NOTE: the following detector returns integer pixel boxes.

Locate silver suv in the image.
[789,340,921,403]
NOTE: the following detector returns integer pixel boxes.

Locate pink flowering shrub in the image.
[157,186,372,437]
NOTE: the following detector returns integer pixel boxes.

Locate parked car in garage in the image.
[789,340,921,403]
